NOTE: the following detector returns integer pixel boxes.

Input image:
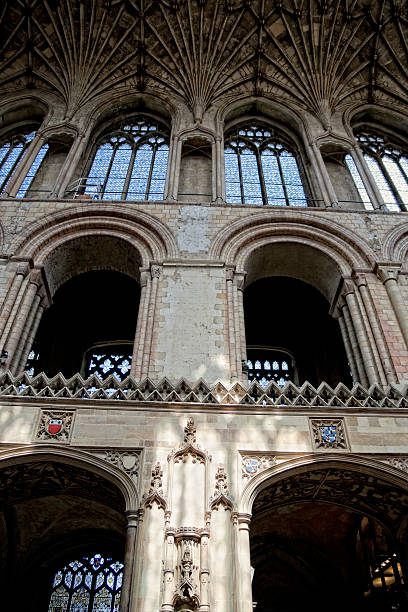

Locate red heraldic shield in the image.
[48,418,63,435]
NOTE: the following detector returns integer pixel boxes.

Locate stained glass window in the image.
[85,118,169,200]
[354,130,408,212]
[225,124,308,206]
[48,554,123,612]
[0,130,48,197]
[246,349,296,387]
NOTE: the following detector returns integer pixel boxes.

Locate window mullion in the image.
[256,150,268,205]
[237,151,245,204]
[276,154,290,206]
[123,145,137,199]
[102,145,117,196]
[377,155,406,212]
[0,145,25,192]
[145,145,156,199]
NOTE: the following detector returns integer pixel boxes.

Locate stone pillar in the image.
[120,511,139,612]
[161,530,175,612]
[0,264,29,345]
[355,273,397,384]
[234,271,247,384]
[336,309,359,384]
[310,142,338,207]
[7,135,47,197]
[164,133,178,200]
[226,266,238,380]
[340,298,368,387]
[141,264,161,379]
[131,269,151,379]
[214,136,224,203]
[17,292,46,374]
[343,281,378,386]
[3,270,43,370]
[350,145,383,210]
[377,265,408,352]
[171,138,183,200]
[199,532,210,612]
[54,133,87,198]
[9,293,41,374]
[235,514,253,612]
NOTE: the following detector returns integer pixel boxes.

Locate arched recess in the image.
[0,444,138,611]
[1,207,178,379]
[239,455,408,612]
[210,213,392,387]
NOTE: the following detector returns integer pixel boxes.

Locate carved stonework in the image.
[102,450,140,485]
[211,465,233,510]
[35,409,75,442]
[169,418,211,465]
[309,418,349,450]
[173,540,200,612]
[383,457,408,473]
[241,454,277,479]
[143,461,167,509]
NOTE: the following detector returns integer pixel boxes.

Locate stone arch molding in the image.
[0,443,139,512]
[383,222,408,265]
[7,204,179,266]
[210,212,375,283]
[239,453,408,532]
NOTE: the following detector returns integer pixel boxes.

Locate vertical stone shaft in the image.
[341,301,368,387]
[120,511,139,612]
[378,267,408,352]
[337,312,358,384]
[226,268,238,379]
[235,515,253,612]
[10,293,40,373]
[131,270,151,379]
[345,289,378,385]
[0,266,28,345]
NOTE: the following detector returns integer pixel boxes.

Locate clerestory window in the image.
[0,130,48,197]
[84,117,169,200]
[48,553,123,612]
[246,348,297,388]
[352,130,408,212]
[224,123,308,206]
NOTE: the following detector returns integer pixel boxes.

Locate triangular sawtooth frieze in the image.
[0,371,407,408]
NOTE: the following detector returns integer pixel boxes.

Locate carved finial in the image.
[211,464,233,510]
[184,417,196,445]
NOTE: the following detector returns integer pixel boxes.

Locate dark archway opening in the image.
[244,276,351,388]
[29,270,140,378]
[250,467,408,612]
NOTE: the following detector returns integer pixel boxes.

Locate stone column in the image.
[171,138,183,200]
[141,264,161,379]
[3,270,43,370]
[120,511,139,612]
[310,142,338,207]
[336,309,359,384]
[0,264,29,344]
[164,133,178,200]
[161,530,175,612]
[54,133,87,198]
[234,272,247,384]
[350,145,383,210]
[235,514,253,612]
[377,266,408,352]
[7,135,47,197]
[355,273,397,384]
[199,532,210,612]
[9,293,41,374]
[343,281,379,386]
[214,136,224,203]
[226,266,238,380]
[131,269,151,380]
[340,298,368,387]
[17,292,47,374]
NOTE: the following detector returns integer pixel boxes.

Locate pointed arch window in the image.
[48,553,123,612]
[353,130,408,212]
[85,117,170,200]
[0,130,48,197]
[224,124,308,206]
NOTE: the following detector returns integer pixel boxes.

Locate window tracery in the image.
[224,124,308,206]
[84,118,169,200]
[353,130,408,212]
[0,130,48,197]
[48,553,123,612]
[246,349,296,387]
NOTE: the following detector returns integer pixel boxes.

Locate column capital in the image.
[151,264,162,279]
[375,264,401,284]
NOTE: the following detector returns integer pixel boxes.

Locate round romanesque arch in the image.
[240,454,408,612]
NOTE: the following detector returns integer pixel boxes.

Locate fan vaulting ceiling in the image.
[0,0,407,124]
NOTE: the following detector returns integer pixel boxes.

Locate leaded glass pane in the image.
[0,142,10,166]
[225,123,308,206]
[365,155,399,212]
[247,350,295,386]
[383,156,408,206]
[85,143,113,196]
[103,144,132,200]
[48,555,123,612]
[261,152,285,205]
[345,154,373,210]
[86,349,132,382]
[127,144,153,200]
[86,117,169,201]
[16,143,49,197]
[0,142,24,190]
